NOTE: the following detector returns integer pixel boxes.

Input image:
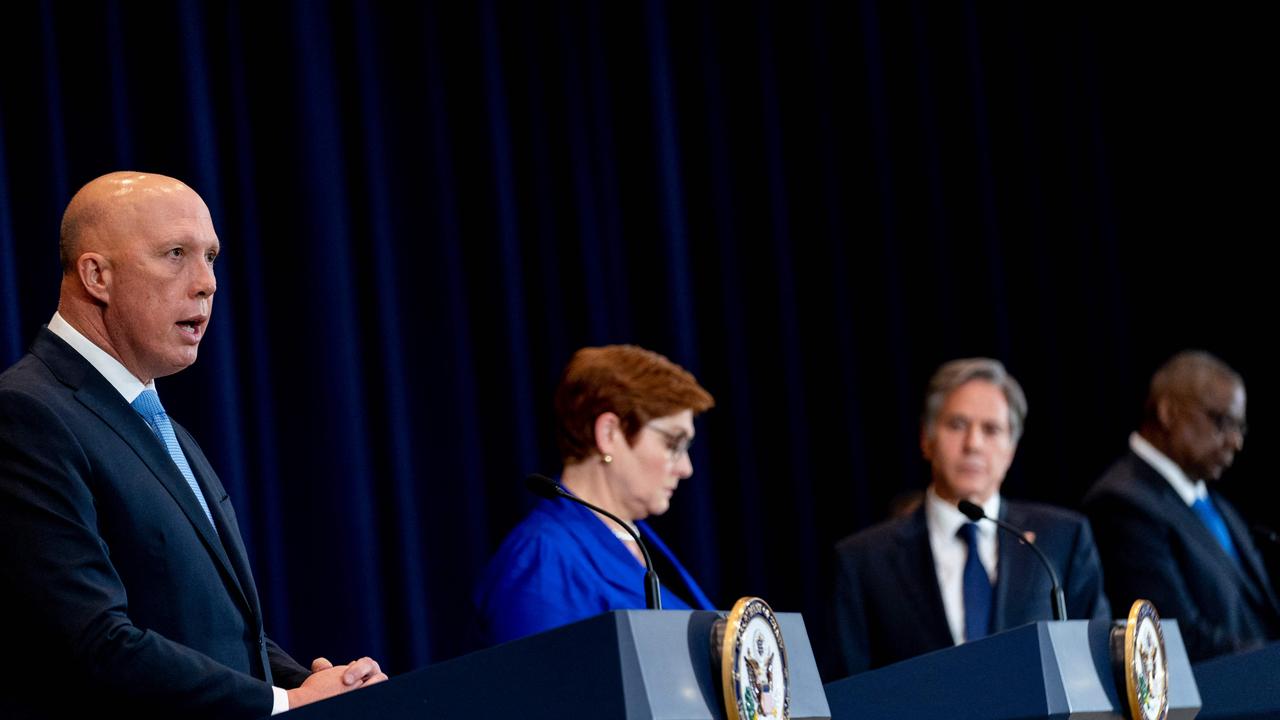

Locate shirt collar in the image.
[1129,432,1205,506]
[48,312,154,403]
[925,485,1002,540]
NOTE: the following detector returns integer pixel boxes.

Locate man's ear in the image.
[76,253,112,304]
[1155,396,1175,431]
[919,426,933,461]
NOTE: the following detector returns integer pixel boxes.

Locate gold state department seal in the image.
[1112,599,1169,720]
[717,597,790,720]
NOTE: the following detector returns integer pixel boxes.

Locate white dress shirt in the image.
[48,312,152,401]
[1129,431,1207,507]
[46,313,291,714]
[925,486,1001,645]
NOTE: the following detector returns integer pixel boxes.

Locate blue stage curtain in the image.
[1,0,1273,673]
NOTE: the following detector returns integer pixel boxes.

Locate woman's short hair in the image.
[555,345,715,464]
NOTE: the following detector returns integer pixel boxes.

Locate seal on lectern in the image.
[1111,599,1169,720]
[716,596,789,720]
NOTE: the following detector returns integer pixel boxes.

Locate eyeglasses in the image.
[646,424,693,462]
[1194,404,1248,438]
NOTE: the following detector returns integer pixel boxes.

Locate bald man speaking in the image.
[0,172,386,718]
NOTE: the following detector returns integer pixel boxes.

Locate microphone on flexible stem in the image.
[957,499,1068,622]
[525,473,662,610]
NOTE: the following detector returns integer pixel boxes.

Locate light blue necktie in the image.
[131,389,217,534]
[1191,495,1240,566]
[961,522,993,642]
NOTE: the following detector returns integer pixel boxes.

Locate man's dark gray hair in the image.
[1144,350,1243,425]
[921,357,1028,443]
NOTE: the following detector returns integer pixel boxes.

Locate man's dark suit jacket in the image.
[0,329,310,718]
[832,498,1111,676]
[1084,450,1280,661]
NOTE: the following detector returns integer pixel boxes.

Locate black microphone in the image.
[525,474,663,610]
[957,499,1068,622]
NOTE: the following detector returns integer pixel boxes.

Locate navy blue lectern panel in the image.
[283,609,830,719]
[1194,642,1280,720]
[824,620,1199,720]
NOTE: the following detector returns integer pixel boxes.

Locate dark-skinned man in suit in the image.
[1085,351,1280,661]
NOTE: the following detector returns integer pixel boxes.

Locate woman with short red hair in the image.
[475,345,716,645]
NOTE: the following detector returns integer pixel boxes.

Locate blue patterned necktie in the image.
[1191,496,1240,566]
[960,522,992,642]
[131,389,217,534]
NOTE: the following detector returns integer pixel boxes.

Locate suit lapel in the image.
[891,508,953,646]
[993,501,1039,631]
[33,331,254,619]
[1132,458,1275,612]
[75,385,253,611]
[1136,460,1260,597]
[1213,490,1278,612]
[175,426,258,619]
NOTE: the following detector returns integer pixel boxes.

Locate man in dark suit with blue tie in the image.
[1085,351,1280,661]
[832,358,1110,675]
[0,172,386,717]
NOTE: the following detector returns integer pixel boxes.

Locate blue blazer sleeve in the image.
[476,526,614,644]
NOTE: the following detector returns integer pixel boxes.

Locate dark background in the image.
[1,0,1274,678]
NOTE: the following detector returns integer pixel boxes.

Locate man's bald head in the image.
[1141,350,1247,481]
[56,171,219,383]
[1144,351,1243,421]
[59,172,198,273]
